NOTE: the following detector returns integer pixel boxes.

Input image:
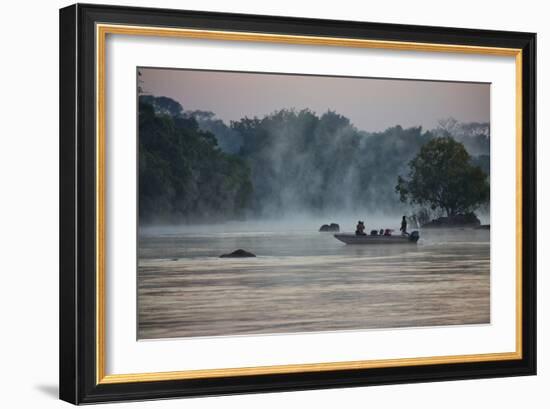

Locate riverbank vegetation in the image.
[139,95,490,224]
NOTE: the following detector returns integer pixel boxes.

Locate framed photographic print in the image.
[59,3,536,404]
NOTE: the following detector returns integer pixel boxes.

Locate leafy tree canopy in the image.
[396,136,489,217]
[138,95,491,223]
[139,96,252,223]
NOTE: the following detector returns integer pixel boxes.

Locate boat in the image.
[333,231,420,245]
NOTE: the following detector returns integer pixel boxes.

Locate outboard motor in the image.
[409,230,420,242]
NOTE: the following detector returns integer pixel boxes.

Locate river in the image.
[137,220,490,339]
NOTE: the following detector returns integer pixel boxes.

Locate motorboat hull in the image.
[334,232,419,245]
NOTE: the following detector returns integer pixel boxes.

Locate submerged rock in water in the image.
[220,249,256,258]
[422,213,481,228]
[319,223,340,232]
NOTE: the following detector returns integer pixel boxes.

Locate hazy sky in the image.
[140,68,490,132]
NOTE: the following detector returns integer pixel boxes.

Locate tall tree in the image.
[395,136,489,217]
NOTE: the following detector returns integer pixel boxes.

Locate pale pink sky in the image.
[140,67,490,132]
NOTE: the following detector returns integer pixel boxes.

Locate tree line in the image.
[138,95,490,224]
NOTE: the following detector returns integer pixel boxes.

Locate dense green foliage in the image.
[139,97,252,223]
[395,136,490,216]
[138,95,490,223]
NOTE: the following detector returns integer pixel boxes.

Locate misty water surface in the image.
[137,219,490,339]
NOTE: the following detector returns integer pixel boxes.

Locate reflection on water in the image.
[138,224,490,339]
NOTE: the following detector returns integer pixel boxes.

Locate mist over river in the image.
[138,218,490,339]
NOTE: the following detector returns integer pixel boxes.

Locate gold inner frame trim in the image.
[95,23,523,385]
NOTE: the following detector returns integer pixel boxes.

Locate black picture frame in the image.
[60,3,536,404]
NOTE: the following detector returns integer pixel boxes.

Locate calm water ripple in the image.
[138,225,490,339]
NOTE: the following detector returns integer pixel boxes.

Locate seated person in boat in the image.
[355,221,366,236]
[400,215,409,236]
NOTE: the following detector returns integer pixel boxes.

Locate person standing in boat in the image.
[355,221,366,236]
[400,215,409,236]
